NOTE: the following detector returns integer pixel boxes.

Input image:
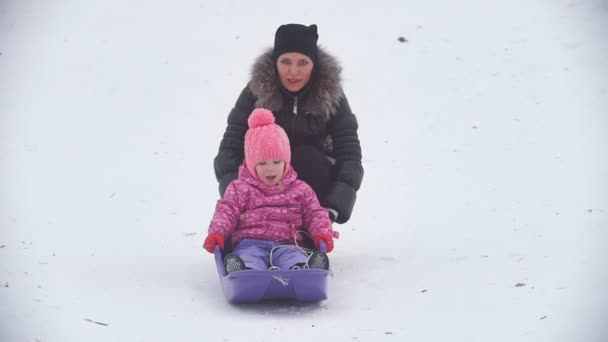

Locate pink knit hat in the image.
[244,108,291,179]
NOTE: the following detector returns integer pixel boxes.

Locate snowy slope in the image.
[1,1,607,341]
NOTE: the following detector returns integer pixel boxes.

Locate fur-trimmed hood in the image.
[248,47,344,119]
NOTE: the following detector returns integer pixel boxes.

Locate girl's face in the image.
[276,52,314,93]
[255,160,286,186]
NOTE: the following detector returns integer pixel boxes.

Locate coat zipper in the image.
[292,96,298,115]
[291,96,298,141]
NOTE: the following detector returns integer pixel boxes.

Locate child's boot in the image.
[307,251,330,270]
[224,254,246,273]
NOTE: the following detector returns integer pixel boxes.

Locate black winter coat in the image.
[213,47,363,224]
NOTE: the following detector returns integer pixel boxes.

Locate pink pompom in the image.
[248,108,275,128]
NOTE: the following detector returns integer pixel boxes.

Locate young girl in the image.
[203,108,337,273]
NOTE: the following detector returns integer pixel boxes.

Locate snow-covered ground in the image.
[1,1,607,341]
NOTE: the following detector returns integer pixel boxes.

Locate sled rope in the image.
[267,230,315,270]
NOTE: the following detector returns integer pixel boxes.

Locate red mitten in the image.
[203,232,225,253]
[314,233,334,253]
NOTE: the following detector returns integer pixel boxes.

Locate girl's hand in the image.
[203,232,225,253]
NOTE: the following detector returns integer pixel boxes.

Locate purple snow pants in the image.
[232,238,308,270]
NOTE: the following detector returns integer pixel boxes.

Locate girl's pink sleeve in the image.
[300,183,334,238]
[208,182,242,237]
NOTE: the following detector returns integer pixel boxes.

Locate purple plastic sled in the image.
[213,241,331,303]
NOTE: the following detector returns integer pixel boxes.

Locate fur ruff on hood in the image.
[248,47,344,120]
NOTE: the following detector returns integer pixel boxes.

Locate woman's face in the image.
[255,159,286,186]
[276,52,314,93]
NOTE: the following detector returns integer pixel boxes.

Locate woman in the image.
[213,23,363,224]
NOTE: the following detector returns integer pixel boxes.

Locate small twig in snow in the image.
[84,318,109,326]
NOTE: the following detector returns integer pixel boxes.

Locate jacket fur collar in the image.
[248,47,344,119]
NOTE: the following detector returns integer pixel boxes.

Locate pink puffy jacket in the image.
[208,164,336,247]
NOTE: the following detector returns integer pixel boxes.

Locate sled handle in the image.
[319,240,327,253]
[213,245,227,277]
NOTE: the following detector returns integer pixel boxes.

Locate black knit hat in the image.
[272,24,319,63]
